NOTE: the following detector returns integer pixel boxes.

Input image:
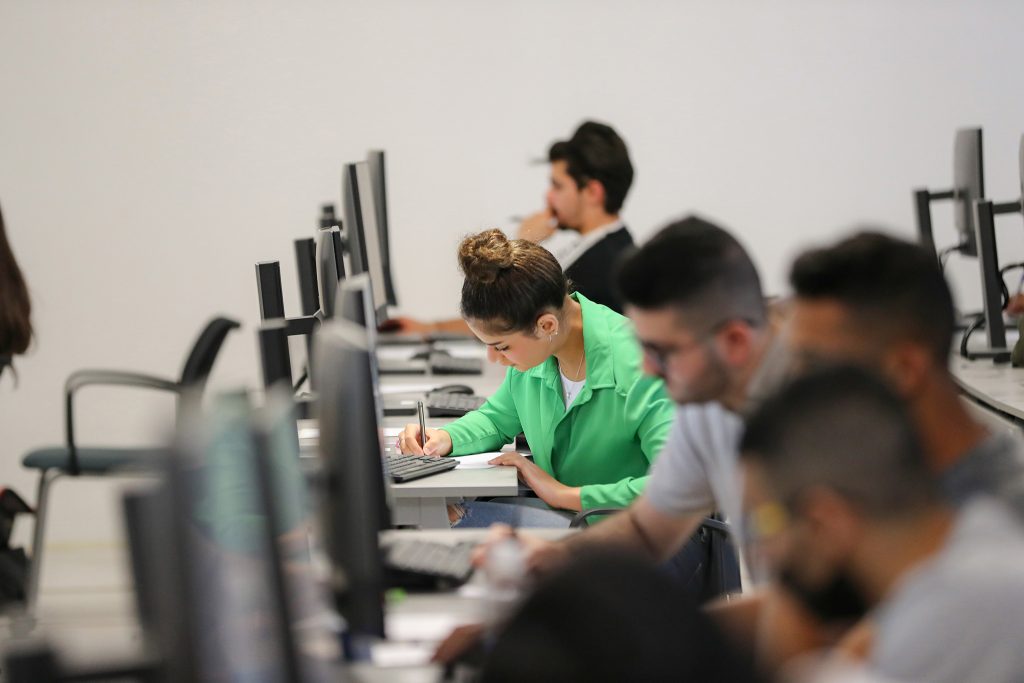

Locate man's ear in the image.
[715,320,756,367]
[881,341,931,398]
[581,178,606,210]
[797,486,862,572]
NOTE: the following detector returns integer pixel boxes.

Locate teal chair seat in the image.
[22,447,166,474]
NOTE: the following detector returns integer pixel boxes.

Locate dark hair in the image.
[0,203,33,357]
[459,229,568,333]
[789,231,955,363]
[617,215,766,329]
[480,550,765,683]
[741,364,940,518]
[549,120,634,214]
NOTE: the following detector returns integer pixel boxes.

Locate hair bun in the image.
[459,229,516,285]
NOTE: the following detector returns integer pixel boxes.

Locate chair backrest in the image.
[178,317,241,391]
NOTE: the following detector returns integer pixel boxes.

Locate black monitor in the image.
[316,226,346,318]
[314,320,390,640]
[337,275,391,428]
[124,392,334,681]
[341,162,389,326]
[964,134,1024,363]
[365,150,399,307]
[914,128,985,260]
[953,128,985,257]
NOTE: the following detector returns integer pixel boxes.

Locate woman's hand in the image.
[487,453,581,511]
[396,425,453,457]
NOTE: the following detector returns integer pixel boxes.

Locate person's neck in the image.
[720,324,775,412]
[910,373,989,472]
[576,212,620,236]
[856,506,955,605]
[552,298,586,380]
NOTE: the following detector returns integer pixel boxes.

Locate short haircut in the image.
[616,215,766,330]
[789,231,956,363]
[740,364,940,519]
[549,121,634,214]
[480,550,765,683]
[458,229,568,333]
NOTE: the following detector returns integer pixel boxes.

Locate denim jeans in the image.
[451,497,573,529]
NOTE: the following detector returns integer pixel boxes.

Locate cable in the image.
[938,244,960,272]
[292,368,308,394]
[960,314,987,359]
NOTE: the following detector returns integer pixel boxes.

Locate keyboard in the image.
[386,454,457,483]
[383,539,476,586]
[428,352,483,375]
[425,391,488,417]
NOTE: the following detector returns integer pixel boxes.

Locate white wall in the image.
[3,0,1024,543]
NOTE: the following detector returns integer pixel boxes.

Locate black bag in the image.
[661,513,742,604]
[0,488,33,609]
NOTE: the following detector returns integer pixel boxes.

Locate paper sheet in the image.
[369,641,436,667]
[379,383,437,396]
[452,452,504,469]
[385,612,476,642]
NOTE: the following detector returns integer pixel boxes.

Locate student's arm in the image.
[472,495,707,576]
[440,370,523,455]
[383,316,472,335]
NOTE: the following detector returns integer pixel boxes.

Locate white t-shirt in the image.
[871,498,1024,683]
[560,372,586,408]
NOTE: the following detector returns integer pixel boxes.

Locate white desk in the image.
[302,342,522,529]
[950,354,1024,435]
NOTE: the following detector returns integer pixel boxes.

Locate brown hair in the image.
[0,203,33,356]
[458,229,568,333]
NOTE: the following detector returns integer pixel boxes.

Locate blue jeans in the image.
[451,497,573,529]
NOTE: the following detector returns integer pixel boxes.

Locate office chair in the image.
[20,316,240,609]
[570,508,741,603]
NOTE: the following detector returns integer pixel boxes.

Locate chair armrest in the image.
[64,370,181,476]
[700,517,732,538]
[569,507,624,528]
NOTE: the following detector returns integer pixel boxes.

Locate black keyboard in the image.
[383,539,476,586]
[386,454,458,483]
[429,352,483,375]
[425,392,488,417]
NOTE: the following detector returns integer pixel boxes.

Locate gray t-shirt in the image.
[643,401,745,525]
[643,335,790,527]
[871,498,1024,683]
[942,431,1024,520]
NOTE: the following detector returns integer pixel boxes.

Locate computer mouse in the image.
[433,384,474,395]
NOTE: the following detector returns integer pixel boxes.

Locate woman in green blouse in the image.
[397,229,674,527]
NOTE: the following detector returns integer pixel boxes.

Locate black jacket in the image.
[564,225,635,314]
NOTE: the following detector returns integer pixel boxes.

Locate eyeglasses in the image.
[639,318,743,375]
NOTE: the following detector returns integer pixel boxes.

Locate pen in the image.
[417,400,428,451]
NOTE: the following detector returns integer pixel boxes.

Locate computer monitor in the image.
[365,150,399,307]
[313,320,389,640]
[341,161,389,326]
[953,128,985,257]
[337,275,383,411]
[123,394,301,681]
[316,226,346,318]
[913,128,985,261]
